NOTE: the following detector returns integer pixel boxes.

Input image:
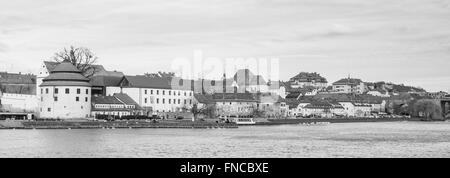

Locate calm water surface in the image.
[1,121,449,158]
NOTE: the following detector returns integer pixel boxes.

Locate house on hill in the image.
[289,72,328,89]
[332,77,366,94]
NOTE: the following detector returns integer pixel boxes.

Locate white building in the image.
[338,101,372,117]
[289,72,328,89]
[332,78,366,94]
[0,93,38,113]
[106,75,194,114]
[39,61,92,119]
[367,90,390,97]
[91,93,143,118]
[297,101,345,118]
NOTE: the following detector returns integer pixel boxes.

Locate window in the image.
[41,89,43,94]
[54,97,58,101]
[86,89,89,94]
[157,90,159,95]
[184,100,186,104]
[184,92,186,96]
[173,99,176,104]
[145,90,147,94]
[65,88,70,94]
[169,99,171,104]
[145,98,148,103]
[190,100,192,104]
[45,88,49,94]
[76,97,79,102]
[157,98,159,104]
[163,90,165,95]
[48,108,51,112]
[178,99,180,104]
[77,88,81,94]
[151,90,153,94]
[169,91,171,95]
[162,99,165,104]
[85,97,88,102]
[54,88,58,94]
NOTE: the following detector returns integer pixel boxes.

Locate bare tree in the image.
[53,46,99,77]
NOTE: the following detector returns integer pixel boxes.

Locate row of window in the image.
[41,105,85,112]
[41,96,89,102]
[41,88,89,95]
[143,89,192,97]
[95,104,135,109]
[144,98,192,105]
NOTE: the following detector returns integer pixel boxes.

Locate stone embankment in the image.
[0,120,238,129]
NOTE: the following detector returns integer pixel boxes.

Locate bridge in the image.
[439,97,450,118]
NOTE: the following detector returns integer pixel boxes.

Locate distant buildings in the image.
[332,77,366,94]
[427,91,448,99]
[289,72,327,89]
[1,59,438,120]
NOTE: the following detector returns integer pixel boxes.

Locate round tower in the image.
[39,60,92,119]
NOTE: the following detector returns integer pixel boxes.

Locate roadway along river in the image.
[0,121,449,158]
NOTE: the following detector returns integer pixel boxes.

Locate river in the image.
[0,121,449,158]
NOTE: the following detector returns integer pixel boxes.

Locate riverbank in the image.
[256,118,420,125]
[1,118,445,129]
[0,120,238,129]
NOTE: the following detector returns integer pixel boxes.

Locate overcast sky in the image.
[0,0,449,92]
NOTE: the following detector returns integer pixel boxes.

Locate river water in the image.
[0,121,449,158]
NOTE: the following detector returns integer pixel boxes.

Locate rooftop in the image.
[289,72,327,83]
[40,61,91,87]
[333,78,363,86]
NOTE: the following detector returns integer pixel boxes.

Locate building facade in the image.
[107,75,194,114]
[39,61,92,119]
[289,72,328,89]
[332,78,366,94]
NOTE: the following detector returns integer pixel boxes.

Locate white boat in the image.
[233,118,256,125]
[299,122,330,126]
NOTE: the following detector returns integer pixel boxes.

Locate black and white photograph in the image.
[1,0,449,165]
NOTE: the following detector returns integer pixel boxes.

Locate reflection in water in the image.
[0,122,449,158]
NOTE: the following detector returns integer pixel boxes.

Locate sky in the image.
[0,0,449,92]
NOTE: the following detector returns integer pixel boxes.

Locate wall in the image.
[115,87,194,113]
[0,93,38,113]
[39,86,91,119]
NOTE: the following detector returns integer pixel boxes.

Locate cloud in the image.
[0,43,8,52]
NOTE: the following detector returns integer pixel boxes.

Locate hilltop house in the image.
[332,78,366,94]
[289,72,328,89]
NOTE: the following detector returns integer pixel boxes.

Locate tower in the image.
[39,60,92,119]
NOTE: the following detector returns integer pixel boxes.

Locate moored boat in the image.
[233,118,256,125]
